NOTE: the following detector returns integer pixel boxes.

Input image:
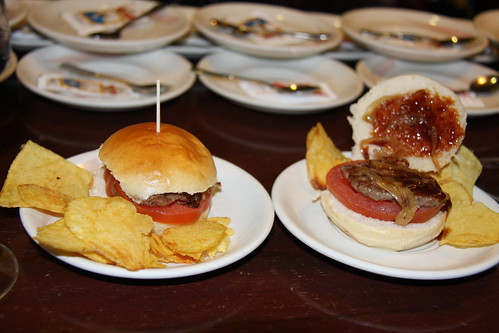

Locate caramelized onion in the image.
[356,164,416,225]
[341,160,447,225]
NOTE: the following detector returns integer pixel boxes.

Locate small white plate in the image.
[27,0,190,54]
[16,45,195,111]
[272,158,499,280]
[6,0,27,28]
[193,2,341,59]
[341,7,488,62]
[20,150,275,279]
[356,55,499,117]
[474,9,499,45]
[196,51,363,114]
[0,51,17,83]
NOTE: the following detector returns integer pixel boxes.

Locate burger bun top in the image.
[99,122,217,202]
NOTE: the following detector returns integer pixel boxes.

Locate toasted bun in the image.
[99,123,216,202]
[320,190,446,251]
[349,75,466,172]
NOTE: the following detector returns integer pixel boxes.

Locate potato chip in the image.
[64,196,160,271]
[0,141,92,208]
[440,202,499,247]
[35,219,111,263]
[18,184,72,214]
[432,145,482,196]
[440,181,473,206]
[149,234,196,264]
[35,219,90,253]
[160,217,232,261]
[306,122,350,190]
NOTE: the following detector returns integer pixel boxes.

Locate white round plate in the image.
[341,7,488,62]
[20,150,275,279]
[0,50,17,83]
[6,0,27,28]
[193,2,341,59]
[474,9,499,45]
[356,54,499,117]
[16,45,195,111]
[310,12,374,62]
[196,51,363,114]
[27,0,190,54]
[272,157,499,280]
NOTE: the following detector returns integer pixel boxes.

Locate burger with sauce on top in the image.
[321,75,466,251]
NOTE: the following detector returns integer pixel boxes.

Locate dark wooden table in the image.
[0,47,498,332]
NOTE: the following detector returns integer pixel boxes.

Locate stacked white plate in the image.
[193,2,342,59]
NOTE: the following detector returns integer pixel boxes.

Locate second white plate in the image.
[27,0,191,54]
[341,7,488,62]
[193,2,341,59]
[272,158,499,280]
[16,45,195,111]
[197,51,364,114]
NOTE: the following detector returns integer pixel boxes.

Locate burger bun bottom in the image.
[320,190,446,251]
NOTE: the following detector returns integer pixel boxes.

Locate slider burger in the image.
[321,75,467,251]
[99,122,217,224]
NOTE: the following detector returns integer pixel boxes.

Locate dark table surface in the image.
[1,41,499,332]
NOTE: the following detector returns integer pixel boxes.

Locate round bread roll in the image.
[349,74,466,172]
[99,122,217,203]
[320,189,447,251]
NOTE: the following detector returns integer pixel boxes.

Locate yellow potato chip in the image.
[160,217,232,261]
[432,145,482,196]
[440,202,499,247]
[35,219,90,253]
[35,219,111,263]
[0,141,92,208]
[440,181,473,206]
[64,196,158,271]
[306,122,350,190]
[149,234,196,264]
[18,184,72,214]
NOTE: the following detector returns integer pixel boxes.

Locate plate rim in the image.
[27,0,191,54]
[341,7,489,62]
[271,157,499,280]
[192,2,342,59]
[19,149,275,279]
[0,51,17,83]
[196,50,364,114]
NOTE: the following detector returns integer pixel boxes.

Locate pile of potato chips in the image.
[432,146,499,247]
[305,122,499,248]
[0,141,233,271]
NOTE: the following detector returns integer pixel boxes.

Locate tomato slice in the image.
[326,161,441,224]
[104,170,211,224]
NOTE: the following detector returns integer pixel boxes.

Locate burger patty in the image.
[341,159,447,208]
[139,192,203,208]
